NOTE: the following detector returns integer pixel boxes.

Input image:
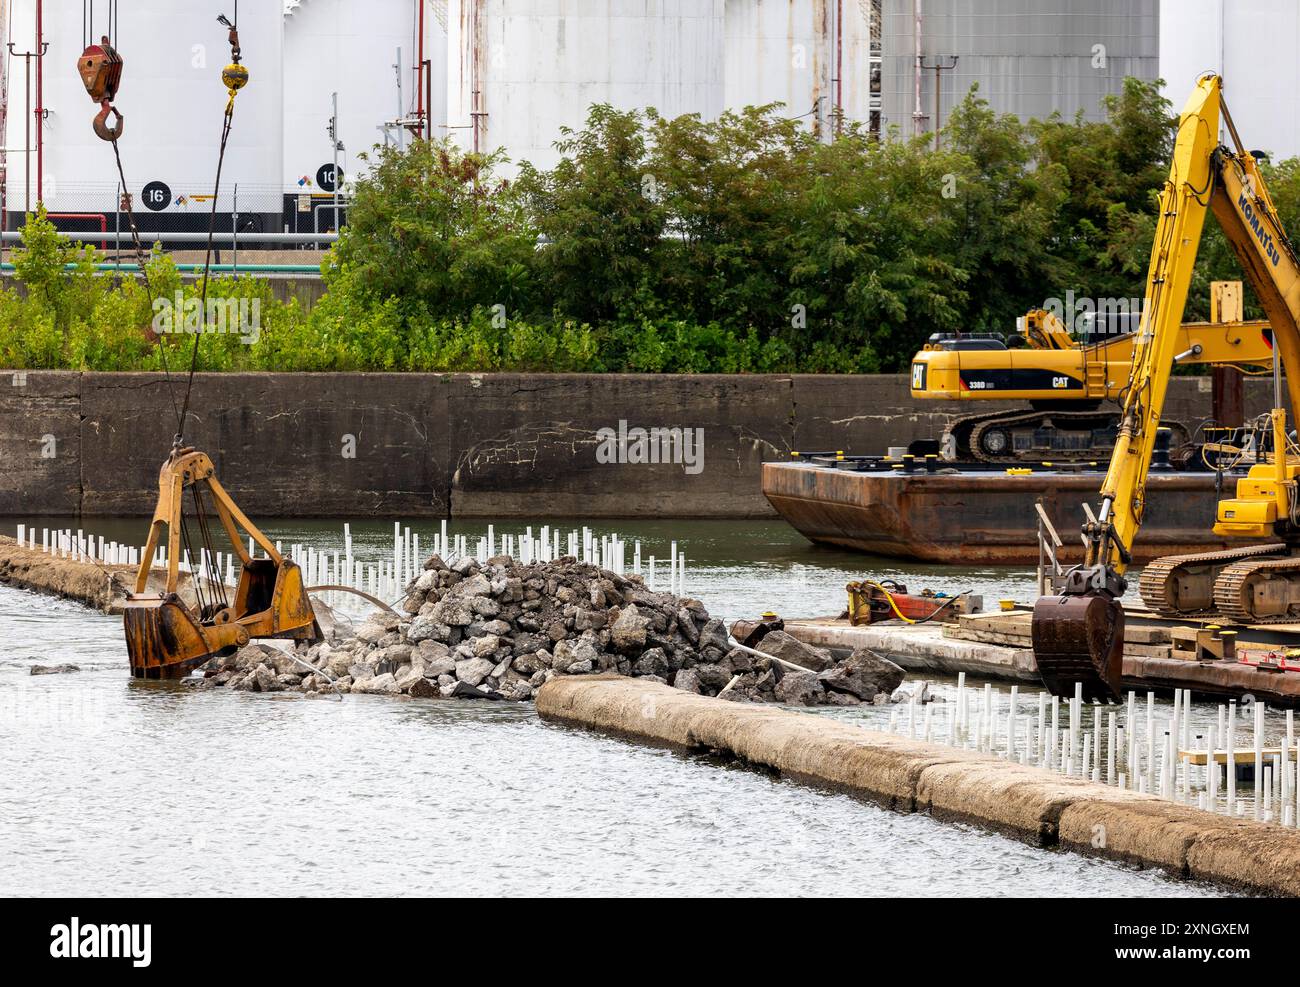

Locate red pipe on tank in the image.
[35,0,43,205]
[417,0,426,137]
[835,0,843,134]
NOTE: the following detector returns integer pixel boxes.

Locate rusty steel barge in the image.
[763,458,1236,565]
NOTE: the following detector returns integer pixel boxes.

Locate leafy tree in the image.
[326,139,538,338]
[516,105,666,323]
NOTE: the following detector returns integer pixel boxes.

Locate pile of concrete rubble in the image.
[199,554,907,705]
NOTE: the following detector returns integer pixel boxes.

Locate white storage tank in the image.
[723,0,877,137]
[1159,0,1300,161]
[282,0,448,221]
[2,0,284,235]
[445,0,726,174]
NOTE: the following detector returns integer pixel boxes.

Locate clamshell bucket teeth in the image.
[124,448,320,679]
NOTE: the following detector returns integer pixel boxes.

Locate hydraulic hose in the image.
[865,581,973,625]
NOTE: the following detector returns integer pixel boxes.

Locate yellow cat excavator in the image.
[1032,74,1300,700]
[910,297,1273,464]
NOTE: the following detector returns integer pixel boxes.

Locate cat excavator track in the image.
[1137,542,1286,617]
[960,408,1189,465]
[1212,554,1300,623]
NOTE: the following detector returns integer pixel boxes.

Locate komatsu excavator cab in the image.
[1213,410,1297,539]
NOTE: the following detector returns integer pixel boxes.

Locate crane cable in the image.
[178,2,245,448]
[96,5,246,625]
[177,92,237,446]
[93,4,245,447]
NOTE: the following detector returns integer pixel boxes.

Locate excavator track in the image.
[946,408,1190,465]
[967,408,1119,464]
[1213,553,1300,623]
[1137,543,1287,617]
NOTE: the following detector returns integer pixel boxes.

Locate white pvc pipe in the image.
[1107,711,1117,785]
[1255,702,1265,821]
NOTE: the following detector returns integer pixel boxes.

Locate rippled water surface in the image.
[0,518,1223,896]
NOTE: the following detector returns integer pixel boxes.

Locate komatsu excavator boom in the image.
[1031,74,1300,700]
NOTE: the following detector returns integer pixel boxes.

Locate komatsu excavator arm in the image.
[1032,74,1300,699]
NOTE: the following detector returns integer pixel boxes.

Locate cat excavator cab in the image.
[910,297,1274,464]
[123,449,320,679]
[1032,74,1300,701]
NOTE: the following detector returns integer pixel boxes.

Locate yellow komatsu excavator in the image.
[910,293,1274,464]
[1032,74,1300,701]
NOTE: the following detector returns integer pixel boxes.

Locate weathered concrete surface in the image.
[0,534,160,613]
[537,675,1300,895]
[0,371,1277,518]
[762,618,1042,681]
[447,373,787,517]
[0,371,81,515]
[77,372,453,517]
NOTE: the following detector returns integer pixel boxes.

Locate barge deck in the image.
[762,460,1233,564]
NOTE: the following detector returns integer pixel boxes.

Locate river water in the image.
[1,517,1221,896]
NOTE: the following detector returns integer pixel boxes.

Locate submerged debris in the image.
[30,663,81,675]
[196,553,907,705]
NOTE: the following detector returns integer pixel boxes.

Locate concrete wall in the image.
[0,370,1275,519]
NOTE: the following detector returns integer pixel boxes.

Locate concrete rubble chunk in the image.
[455,656,496,687]
[755,630,835,672]
[818,648,906,700]
[610,604,649,652]
[773,669,823,705]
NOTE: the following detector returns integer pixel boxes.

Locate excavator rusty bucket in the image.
[123,557,319,679]
[1030,593,1124,701]
[124,448,320,679]
[123,594,242,679]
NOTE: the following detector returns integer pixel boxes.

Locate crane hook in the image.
[94,100,124,141]
[216,14,248,111]
[78,35,124,142]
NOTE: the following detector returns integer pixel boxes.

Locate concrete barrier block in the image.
[1186,824,1300,896]
[1057,794,1238,875]
[917,760,1098,845]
